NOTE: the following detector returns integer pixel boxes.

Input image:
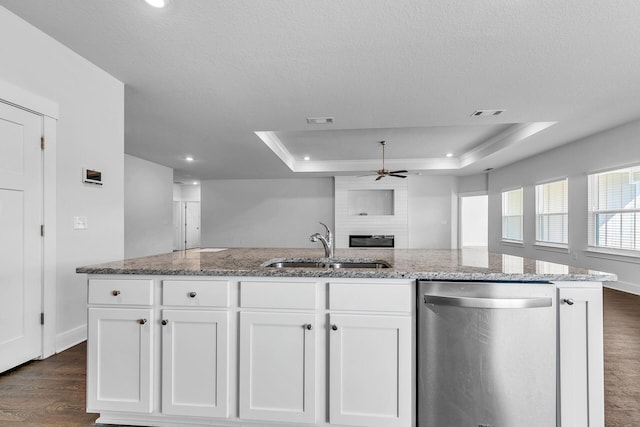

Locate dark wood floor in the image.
[0,341,98,426]
[603,288,640,426]
[1,287,638,426]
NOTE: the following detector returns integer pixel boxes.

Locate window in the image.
[535,179,568,245]
[588,165,640,252]
[502,188,523,241]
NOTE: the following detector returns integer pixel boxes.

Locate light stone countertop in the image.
[76,248,617,282]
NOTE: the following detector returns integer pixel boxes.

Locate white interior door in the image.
[0,102,43,373]
[185,201,200,249]
[460,194,488,248]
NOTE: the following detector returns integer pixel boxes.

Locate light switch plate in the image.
[74,216,88,230]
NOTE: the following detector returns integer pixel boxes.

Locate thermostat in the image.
[83,168,103,185]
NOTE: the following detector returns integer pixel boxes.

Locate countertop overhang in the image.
[76,248,617,282]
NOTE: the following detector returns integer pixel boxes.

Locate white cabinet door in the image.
[161,309,229,418]
[558,286,604,427]
[239,311,316,423]
[87,307,153,413]
[329,314,411,427]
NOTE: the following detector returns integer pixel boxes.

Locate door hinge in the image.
[40,136,45,150]
[40,312,44,325]
[41,225,44,236]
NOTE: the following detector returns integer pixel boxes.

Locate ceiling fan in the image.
[364,140,408,180]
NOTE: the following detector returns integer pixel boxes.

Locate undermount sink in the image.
[263,259,392,269]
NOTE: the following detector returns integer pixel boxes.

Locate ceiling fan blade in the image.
[389,170,408,174]
[389,174,407,178]
[375,175,384,181]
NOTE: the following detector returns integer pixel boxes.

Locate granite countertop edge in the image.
[75,267,617,282]
[75,249,618,282]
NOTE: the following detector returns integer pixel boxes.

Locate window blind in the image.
[588,165,640,251]
[535,179,568,245]
[502,188,523,241]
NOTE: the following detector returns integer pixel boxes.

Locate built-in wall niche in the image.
[348,189,394,216]
[334,176,408,249]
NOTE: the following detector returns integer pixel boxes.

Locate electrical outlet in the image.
[74,216,88,230]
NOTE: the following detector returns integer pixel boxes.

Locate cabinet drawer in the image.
[163,280,230,307]
[240,281,316,309]
[329,282,411,312]
[88,279,153,306]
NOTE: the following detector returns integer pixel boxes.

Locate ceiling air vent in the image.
[471,109,506,117]
[306,117,334,124]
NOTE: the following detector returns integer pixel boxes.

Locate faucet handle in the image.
[319,222,331,237]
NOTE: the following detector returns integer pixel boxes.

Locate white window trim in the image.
[535,178,568,246]
[584,246,640,263]
[501,187,524,242]
[534,242,569,253]
[588,165,640,252]
[501,239,525,248]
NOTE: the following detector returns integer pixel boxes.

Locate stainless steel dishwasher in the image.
[417,281,556,427]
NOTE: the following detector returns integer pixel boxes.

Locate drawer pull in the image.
[331,324,338,331]
[161,319,168,325]
[138,318,147,325]
[188,291,197,298]
[563,298,575,306]
[112,290,121,296]
[305,324,312,330]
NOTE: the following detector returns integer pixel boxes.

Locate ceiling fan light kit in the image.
[364,140,408,180]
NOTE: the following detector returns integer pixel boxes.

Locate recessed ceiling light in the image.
[192,181,198,185]
[446,153,453,158]
[306,117,334,125]
[304,156,311,161]
[145,0,168,7]
[185,156,194,162]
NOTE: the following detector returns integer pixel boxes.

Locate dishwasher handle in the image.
[424,294,552,309]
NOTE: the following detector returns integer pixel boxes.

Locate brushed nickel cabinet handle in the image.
[331,324,338,331]
[112,290,121,296]
[563,298,575,306]
[161,319,168,325]
[189,292,197,298]
[305,324,312,330]
[138,318,147,325]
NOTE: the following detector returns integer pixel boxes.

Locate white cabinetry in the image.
[161,279,230,418]
[557,283,604,427]
[239,311,316,423]
[328,282,412,427]
[329,314,411,427]
[239,280,317,423]
[86,278,154,413]
[161,309,229,417]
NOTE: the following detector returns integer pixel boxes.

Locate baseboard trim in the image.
[55,324,87,353]
[604,280,640,296]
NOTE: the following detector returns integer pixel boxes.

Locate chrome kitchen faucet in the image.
[309,222,334,258]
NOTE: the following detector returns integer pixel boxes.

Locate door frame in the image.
[1,79,58,359]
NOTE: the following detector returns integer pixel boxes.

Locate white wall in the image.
[125,155,173,258]
[488,118,640,293]
[201,178,334,248]
[408,175,458,248]
[0,7,125,350]
[173,183,201,202]
[200,176,460,250]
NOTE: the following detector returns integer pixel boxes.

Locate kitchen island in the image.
[77,248,616,427]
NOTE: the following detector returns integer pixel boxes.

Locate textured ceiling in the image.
[1,0,640,181]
